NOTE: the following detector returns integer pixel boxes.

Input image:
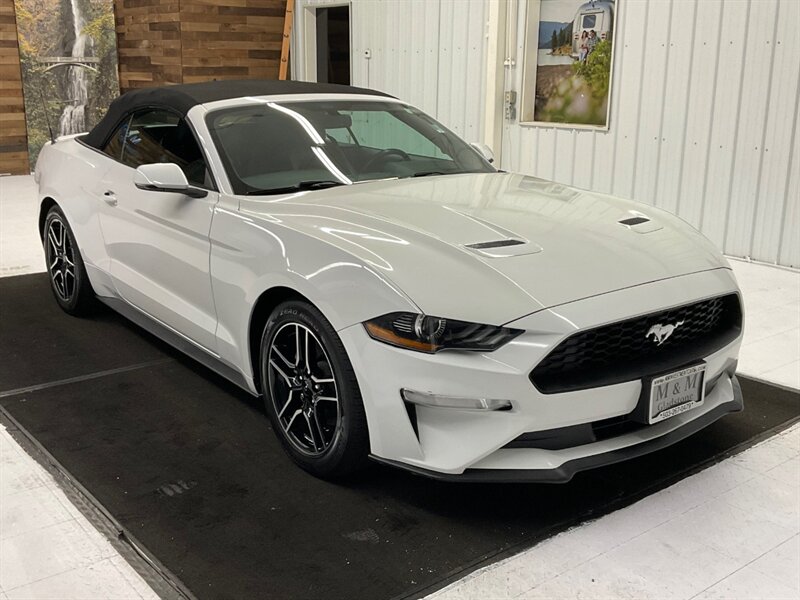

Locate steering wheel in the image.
[360,148,411,173]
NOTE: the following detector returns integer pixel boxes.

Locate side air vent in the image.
[465,239,526,250]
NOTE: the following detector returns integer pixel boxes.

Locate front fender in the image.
[209,205,419,383]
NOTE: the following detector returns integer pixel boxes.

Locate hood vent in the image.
[464,238,543,258]
[618,214,663,234]
[619,216,650,226]
[465,239,526,250]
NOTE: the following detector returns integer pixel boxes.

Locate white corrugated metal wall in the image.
[504,0,799,268]
[291,0,489,144]
[292,0,799,268]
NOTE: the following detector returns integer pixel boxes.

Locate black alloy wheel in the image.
[268,321,341,456]
[260,300,369,478]
[45,216,76,302]
[43,206,95,315]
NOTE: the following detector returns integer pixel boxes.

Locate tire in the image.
[42,206,96,316]
[259,300,370,479]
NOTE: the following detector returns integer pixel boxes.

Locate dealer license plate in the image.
[648,364,706,424]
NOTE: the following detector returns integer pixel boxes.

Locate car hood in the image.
[239,172,729,325]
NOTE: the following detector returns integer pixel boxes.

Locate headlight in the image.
[363,312,523,353]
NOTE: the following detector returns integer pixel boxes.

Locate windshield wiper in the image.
[245,180,346,195]
[410,170,466,178]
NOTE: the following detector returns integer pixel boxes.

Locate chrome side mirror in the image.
[133,163,207,198]
[470,142,495,164]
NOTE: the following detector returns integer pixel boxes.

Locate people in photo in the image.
[587,29,598,55]
[579,30,589,62]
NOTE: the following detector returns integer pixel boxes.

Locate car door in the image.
[96,108,219,351]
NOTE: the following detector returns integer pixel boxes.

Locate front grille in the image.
[530,294,742,394]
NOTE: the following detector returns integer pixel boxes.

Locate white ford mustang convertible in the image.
[35,80,743,481]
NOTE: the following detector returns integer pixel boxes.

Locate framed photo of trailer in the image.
[520,0,619,130]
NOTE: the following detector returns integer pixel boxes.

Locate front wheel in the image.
[42,206,96,315]
[259,300,370,479]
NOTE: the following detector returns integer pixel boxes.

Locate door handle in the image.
[103,190,117,206]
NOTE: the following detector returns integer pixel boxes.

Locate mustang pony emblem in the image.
[646,321,684,345]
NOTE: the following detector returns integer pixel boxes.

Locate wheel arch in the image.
[38,197,58,240]
[248,285,314,390]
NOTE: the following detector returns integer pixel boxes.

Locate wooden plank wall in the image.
[0,0,29,175]
[115,0,286,94]
[180,0,285,83]
[114,0,183,91]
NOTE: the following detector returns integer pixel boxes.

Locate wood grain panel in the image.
[114,0,287,94]
[180,0,284,82]
[0,0,28,175]
[114,0,182,92]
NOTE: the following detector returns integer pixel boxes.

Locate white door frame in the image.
[292,0,352,83]
[483,0,508,163]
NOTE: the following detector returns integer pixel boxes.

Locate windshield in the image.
[206,100,495,195]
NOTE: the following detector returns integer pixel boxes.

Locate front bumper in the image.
[371,375,743,482]
[338,268,744,481]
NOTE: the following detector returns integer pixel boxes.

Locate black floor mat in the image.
[2,273,798,600]
[0,275,171,391]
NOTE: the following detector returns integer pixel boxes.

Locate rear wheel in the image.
[259,300,369,479]
[43,206,95,315]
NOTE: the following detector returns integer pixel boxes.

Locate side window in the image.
[120,109,210,188]
[102,116,130,160]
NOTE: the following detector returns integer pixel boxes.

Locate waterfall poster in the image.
[14,0,120,169]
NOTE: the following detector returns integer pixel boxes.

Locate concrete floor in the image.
[0,425,159,600]
[1,174,798,599]
[428,424,799,600]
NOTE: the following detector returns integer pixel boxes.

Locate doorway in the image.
[315,5,350,85]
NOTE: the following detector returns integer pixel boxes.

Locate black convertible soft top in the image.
[83,80,393,149]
